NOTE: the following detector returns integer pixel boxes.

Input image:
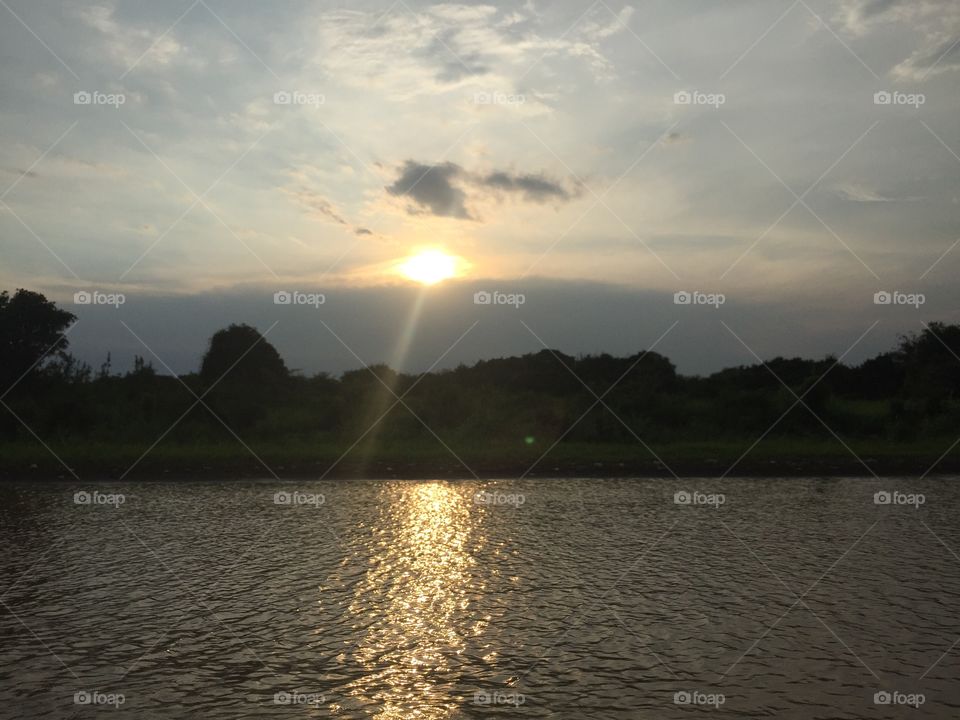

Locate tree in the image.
[199,324,288,387]
[0,289,75,393]
[896,323,960,411]
[199,324,289,429]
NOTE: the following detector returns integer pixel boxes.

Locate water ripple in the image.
[1,477,959,718]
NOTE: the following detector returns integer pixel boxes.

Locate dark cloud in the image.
[354,227,373,236]
[479,171,576,202]
[387,161,579,219]
[663,131,690,146]
[386,161,473,219]
[2,167,38,178]
[61,278,942,378]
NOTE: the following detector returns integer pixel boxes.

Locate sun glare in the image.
[398,250,459,285]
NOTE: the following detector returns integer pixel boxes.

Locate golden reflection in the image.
[337,482,483,718]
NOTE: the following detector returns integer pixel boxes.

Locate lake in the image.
[1,477,958,718]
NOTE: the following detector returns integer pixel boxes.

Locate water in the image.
[1,477,958,718]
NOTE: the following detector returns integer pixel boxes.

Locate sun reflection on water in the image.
[337,482,483,718]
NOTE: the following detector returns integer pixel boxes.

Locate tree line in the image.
[2,288,959,453]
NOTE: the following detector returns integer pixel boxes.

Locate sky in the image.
[1,0,958,376]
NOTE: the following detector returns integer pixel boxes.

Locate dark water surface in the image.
[1,477,959,718]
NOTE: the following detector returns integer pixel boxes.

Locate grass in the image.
[2,434,959,478]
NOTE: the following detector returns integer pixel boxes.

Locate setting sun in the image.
[397,250,459,285]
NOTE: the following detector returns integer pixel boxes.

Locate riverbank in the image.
[2,439,957,480]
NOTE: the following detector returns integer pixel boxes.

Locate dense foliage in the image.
[1,289,959,455]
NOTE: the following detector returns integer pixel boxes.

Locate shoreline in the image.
[2,455,956,481]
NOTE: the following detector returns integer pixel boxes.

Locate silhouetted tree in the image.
[199,324,289,429]
[200,324,288,387]
[0,289,75,393]
[4,287,960,464]
[896,323,960,416]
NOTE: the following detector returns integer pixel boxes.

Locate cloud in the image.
[386,161,473,219]
[418,32,490,83]
[285,187,349,225]
[58,277,949,379]
[837,0,960,80]
[662,132,691,146]
[313,3,631,101]
[1,167,38,179]
[834,183,921,202]
[386,161,580,219]
[479,170,577,202]
[835,0,941,36]
[284,187,380,238]
[581,5,636,41]
[892,34,960,80]
[839,0,902,34]
[77,4,184,70]
[3,0,958,308]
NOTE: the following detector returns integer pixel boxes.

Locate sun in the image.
[398,249,459,285]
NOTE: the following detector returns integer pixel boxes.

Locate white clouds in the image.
[836,0,960,81]
[0,0,957,301]
[310,2,631,100]
[835,183,893,202]
[580,5,635,41]
[428,4,499,24]
[837,0,903,36]
[836,0,953,36]
[76,4,184,71]
[892,34,960,81]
